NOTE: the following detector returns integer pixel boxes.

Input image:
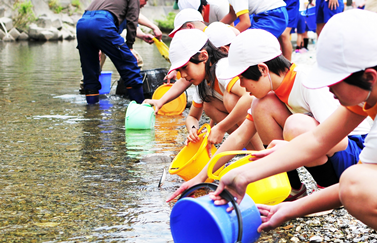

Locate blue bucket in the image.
[170,183,261,243]
[99,71,113,94]
[300,7,316,32]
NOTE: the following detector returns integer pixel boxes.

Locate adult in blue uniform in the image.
[76,0,145,104]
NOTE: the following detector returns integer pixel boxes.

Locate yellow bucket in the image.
[207,151,291,205]
[152,84,187,116]
[169,124,220,182]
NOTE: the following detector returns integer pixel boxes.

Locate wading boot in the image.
[127,84,144,104]
[85,89,99,104]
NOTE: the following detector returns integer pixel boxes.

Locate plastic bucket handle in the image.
[126,101,154,118]
[174,124,212,171]
[207,151,255,180]
[178,183,243,243]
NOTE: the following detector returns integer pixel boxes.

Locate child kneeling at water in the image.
[167,28,370,203]
[210,9,377,231]
[147,28,263,151]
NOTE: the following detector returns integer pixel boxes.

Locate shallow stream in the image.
[0,39,186,242]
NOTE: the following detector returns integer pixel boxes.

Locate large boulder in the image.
[0,29,5,39]
[8,28,20,40]
[52,18,63,30]
[37,16,52,29]
[0,17,13,31]
[18,32,29,40]
[28,23,44,40]
[0,7,5,18]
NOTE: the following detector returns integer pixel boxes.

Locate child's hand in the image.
[164,70,177,84]
[257,203,294,232]
[143,99,162,114]
[249,140,289,161]
[166,175,205,202]
[186,126,200,144]
[209,169,249,207]
[206,125,226,157]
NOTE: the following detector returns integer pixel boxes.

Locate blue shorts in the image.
[330,134,367,178]
[234,7,288,38]
[316,0,344,24]
[284,0,300,28]
[296,7,316,33]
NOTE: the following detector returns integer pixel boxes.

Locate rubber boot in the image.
[127,84,144,104]
[85,89,99,104]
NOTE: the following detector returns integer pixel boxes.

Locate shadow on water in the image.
[0,39,186,242]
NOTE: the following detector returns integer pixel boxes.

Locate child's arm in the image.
[220,5,237,25]
[257,184,342,232]
[143,78,191,114]
[166,118,257,202]
[211,106,366,204]
[234,13,251,32]
[207,82,253,149]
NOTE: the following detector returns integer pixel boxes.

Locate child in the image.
[161,29,263,150]
[220,0,288,37]
[278,0,299,61]
[166,28,370,202]
[210,9,377,231]
[178,0,229,25]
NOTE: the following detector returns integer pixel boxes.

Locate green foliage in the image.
[71,0,81,9]
[155,12,176,32]
[48,0,63,13]
[12,0,36,32]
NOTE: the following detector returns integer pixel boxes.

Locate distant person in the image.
[315,0,344,36]
[177,0,229,25]
[76,0,147,104]
[278,0,299,61]
[220,0,288,38]
[294,0,316,52]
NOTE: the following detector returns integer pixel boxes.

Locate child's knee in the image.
[251,93,282,115]
[339,166,364,205]
[283,113,319,140]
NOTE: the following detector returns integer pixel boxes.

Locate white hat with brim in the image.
[178,0,200,11]
[218,29,282,80]
[168,29,208,74]
[205,22,236,48]
[169,9,204,37]
[304,9,377,89]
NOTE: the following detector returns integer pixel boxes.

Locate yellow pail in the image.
[169,124,220,182]
[152,84,187,116]
[207,151,291,205]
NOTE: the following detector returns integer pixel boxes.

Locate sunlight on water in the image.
[0,40,185,242]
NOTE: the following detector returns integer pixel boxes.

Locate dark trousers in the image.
[76,10,142,91]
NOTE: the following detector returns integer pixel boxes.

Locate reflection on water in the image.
[0,40,185,242]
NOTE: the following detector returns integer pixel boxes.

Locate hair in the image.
[241,55,292,80]
[189,40,228,102]
[198,0,208,12]
[342,66,377,91]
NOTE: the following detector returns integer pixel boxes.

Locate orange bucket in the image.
[169,124,221,182]
[207,150,291,205]
[152,84,187,116]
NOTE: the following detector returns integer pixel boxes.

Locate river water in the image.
[0,39,188,242]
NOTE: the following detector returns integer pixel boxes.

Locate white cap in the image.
[205,22,236,48]
[218,29,282,80]
[169,9,204,37]
[168,29,208,74]
[304,9,377,89]
[178,0,200,11]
